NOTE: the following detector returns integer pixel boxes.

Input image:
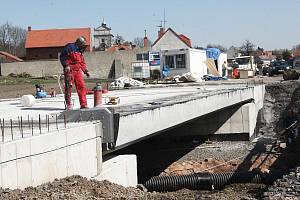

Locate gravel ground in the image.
[262,167,300,200]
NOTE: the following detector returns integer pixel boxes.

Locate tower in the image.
[93,19,114,51]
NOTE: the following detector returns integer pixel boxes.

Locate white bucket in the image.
[21,95,36,107]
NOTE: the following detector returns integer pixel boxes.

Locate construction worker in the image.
[59,36,90,110]
[232,61,239,79]
[222,61,227,77]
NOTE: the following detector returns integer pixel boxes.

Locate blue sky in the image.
[1,0,300,50]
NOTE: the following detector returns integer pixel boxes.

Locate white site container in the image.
[160,48,208,77]
[131,62,150,79]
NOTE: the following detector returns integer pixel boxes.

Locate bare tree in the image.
[114,34,125,45]
[133,37,152,48]
[0,22,11,51]
[206,44,227,52]
[133,37,144,48]
[240,40,256,56]
[0,22,26,56]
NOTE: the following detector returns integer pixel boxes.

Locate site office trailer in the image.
[160,48,208,77]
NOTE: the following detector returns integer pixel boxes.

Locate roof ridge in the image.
[29,27,90,32]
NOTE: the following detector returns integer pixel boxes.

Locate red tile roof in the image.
[0,51,23,62]
[107,44,132,53]
[25,28,91,49]
[179,34,191,47]
[152,28,192,48]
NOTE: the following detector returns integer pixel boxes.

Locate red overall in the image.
[233,68,239,79]
[64,51,88,109]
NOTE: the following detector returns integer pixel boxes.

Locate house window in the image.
[136,53,149,61]
[175,54,186,68]
[101,39,105,43]
[165,55,175,68]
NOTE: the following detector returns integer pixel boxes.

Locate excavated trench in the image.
[1,80,300,199]
[115,80,300,199]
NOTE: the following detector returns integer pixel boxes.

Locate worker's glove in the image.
[64,66,71,73]
[85,71,90,78]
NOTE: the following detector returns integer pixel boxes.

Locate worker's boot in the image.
[80,105,88,109]
[67,104,73,110]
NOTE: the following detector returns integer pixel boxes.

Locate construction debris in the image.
[110,77,144,88]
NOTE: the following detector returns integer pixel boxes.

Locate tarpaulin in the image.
[206,48,221,60]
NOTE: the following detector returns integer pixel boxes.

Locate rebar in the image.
[31,117,34,136]
[18,116,21,132]
[10,119,13,140]
[1,118,4,142]
[21,116,23,138]
[45,115,48,129]
[56,114,58,130]
[64,114,66,128]
[47,115,50,132]
[28,115,30,130]
[39,114,41,134]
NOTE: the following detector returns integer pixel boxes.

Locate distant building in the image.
[152,28,192,51]
[93,21,114,51]
[25,27,91,60]
[294,49,300,58]
[0,51,23,62]
[107,43,133,53]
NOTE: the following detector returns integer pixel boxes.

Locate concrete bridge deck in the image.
[0,83,264,145]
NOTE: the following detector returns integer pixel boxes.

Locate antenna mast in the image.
[163,8,167,29]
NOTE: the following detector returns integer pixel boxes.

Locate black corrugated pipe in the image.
[143,172,263,192]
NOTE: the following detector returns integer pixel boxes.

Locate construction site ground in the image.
[1,75,300,199]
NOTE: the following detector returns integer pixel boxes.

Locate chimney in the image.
[28,26,32,31]
[143,37,148,48]
[158,28,165,38]
[143,29,148,47]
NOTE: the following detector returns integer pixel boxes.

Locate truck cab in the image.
[234,56,257,77]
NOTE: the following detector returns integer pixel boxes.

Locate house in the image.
[25,27,91,60]
[93,21,114,51]
[152,28,192,51]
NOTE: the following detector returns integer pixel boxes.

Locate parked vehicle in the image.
[293,58,300,73]
[262,60,292,76]
[234,56,258,77]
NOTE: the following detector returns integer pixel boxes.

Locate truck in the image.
[234,56,257,78]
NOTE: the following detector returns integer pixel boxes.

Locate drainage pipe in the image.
[143,172,264,192]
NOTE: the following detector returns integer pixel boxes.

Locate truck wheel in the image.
[268,69,274,77]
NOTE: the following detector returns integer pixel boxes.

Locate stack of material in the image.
[204,59,221,76]
[110,77,144,88]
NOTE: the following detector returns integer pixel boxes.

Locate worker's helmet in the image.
[75,36,87,48]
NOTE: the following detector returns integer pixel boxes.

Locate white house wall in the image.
[152,31,189,51]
